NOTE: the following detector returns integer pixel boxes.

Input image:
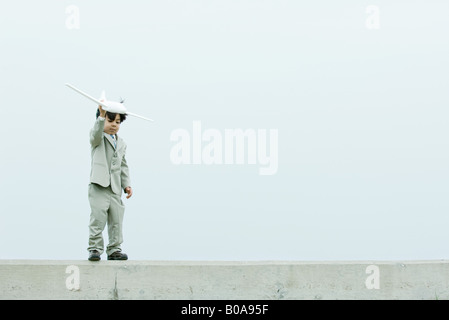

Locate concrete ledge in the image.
[1,260,449,299]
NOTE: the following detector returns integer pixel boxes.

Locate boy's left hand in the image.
[124,186,133,199]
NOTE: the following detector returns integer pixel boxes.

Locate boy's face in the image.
[103,114,121,135]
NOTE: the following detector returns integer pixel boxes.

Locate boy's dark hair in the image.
[96,109,127,123]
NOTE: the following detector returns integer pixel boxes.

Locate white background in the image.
[1,0,448,260]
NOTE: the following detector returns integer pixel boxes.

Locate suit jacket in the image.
[89,117,131,195]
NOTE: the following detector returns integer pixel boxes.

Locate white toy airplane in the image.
[65,83,154,122]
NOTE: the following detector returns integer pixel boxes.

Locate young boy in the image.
[87,104,133,261]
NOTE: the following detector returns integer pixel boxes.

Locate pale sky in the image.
[1,0,449,261]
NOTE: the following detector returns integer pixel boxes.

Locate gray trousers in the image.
[87,183,125,256]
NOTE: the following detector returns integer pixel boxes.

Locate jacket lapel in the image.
[104,133,116,149]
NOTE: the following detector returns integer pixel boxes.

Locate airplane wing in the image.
[65,83,109,109]
[126,111,154,122]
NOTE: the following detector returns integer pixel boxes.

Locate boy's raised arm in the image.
[90,105,107,147]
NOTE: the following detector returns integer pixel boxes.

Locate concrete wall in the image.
[1,260,448,300]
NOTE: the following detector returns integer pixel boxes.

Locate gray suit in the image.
[89,117,131,195]
[87,117,131,256]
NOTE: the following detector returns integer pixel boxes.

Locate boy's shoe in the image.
[107,251,128,260]
[88,250,101,261]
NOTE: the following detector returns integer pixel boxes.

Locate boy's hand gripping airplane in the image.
[65,83,154,122]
